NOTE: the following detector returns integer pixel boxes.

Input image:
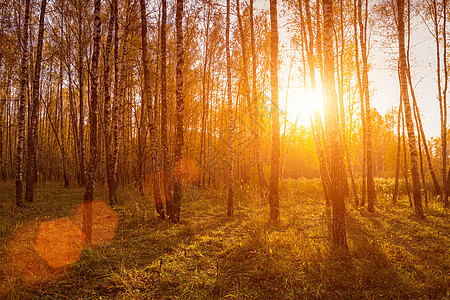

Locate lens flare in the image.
[71,199,118,246]
[34,217,85,269]
[6,222,61,286]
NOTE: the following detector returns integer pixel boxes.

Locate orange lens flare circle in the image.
[6,221,64,286]
[72,199,118,246]
[34,217,85,269]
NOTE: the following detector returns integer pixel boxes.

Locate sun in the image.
[281,87,324,127]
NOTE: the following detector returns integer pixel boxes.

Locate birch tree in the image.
[323,0,348,248]
[397,0,424,218]
[83,0,102,243]
[269,0,280,221]
[172,0,184,222]
[15,0,30,207]
[226,0,234,217]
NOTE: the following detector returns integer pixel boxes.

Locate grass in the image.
[0,179,449,299]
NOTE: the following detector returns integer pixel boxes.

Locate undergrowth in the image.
[0,179,449,299]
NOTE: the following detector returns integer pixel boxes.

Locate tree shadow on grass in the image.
[346,210,448,298]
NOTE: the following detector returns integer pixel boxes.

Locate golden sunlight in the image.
[281,87,324,127]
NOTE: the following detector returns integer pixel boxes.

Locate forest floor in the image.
[0,179,449,299]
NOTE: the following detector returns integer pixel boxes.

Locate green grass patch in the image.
[0,179,449,299]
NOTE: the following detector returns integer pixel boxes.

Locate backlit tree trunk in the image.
[397,0,424,218]
[199,5,210,189]
[358,0,375,212]
[354,0,365,207]
[114,1,130,189]
[412,96,427,206]
[0,96,5,181]
[323,0,348,248]
[16,0,30,207]
[226,0,234,217]
[237,0,260,188]
[401,101,413,207]
[25,0,47,202]
[301,0,331,206]
[161,0,171,215]
[172,0,184,223]
[432,0,449,207]
[269,0,280,222]
[110,0,119,206]
[59,57,69,189]
[67,63,79,188]
[83,0,102,243]
[338,0,358,206]
[311,113,331,206]
[140,0,165,219]
[103,2,115,206]
[392,96,402,204]
[443,0,449,207]
[78,0,86,187]
[250,0,268,197]
[406,57,441,196]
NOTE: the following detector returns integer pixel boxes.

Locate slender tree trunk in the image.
[281,57,294,180]
[139,0,165,219]
[405,0,426,206]
[114,4,129,189]
[43,63,54,184]
[397,0,424,218]
[25,0,48,201]
[357,0,372,209]
[199,7,210,189]
[68,63,80,187]
[304,0,315,89]
[406,67,441,196]
[316,0,324,86]
[78,0,86,186]
[103,2,115,206]
[443,0,449,207]
[7,96,13,180]
[432,0,446,203]
[269,0,280,222]
[360,0,375,212]
[412,97,427,207]
[60,57,69,188]
[323,0,348,248]
[110,0,119,206]
[401,104,412,206]
[406,56,432,207]
[301,0,330,206]
[0,96,4,181]
[83,0,102,243]
[237,0,261,185]
[5,80,12,181]
[301,0,331,206]
[160,0,170,202]
[16,0,31,207]
[311,113,331,206]
[338,0,358,206]
[393,96,403,204]
[354,0,365,207]
[226,0,234,217]
[0,73,11,181]
[316,0,333,173]
[250,0,268,198]
[172,0,184,223]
